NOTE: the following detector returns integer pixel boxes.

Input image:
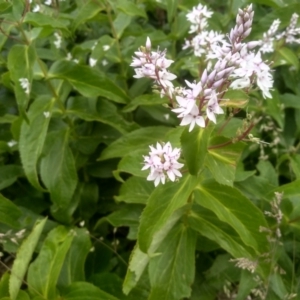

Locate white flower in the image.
[19,78,30,95]
[43,111,50,118]
[44,0,51,5]
[103,45,110,51]
[7,140,17,147]
[89,57,97,67]
[54,32,62,49]
[102,59,108,66]
[206,91,224,123]
[180,105,205,132]
[142,142,184,186]
[32,4,40,12]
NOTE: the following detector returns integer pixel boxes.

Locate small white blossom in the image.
[89,57,97,67]
[54,32,62,49]
[103,45,110,51]
[43,111,50,118]
[206,91,224,123]
[102,59,108,66]
[44,0,51,5]
[142,142,184,186]
[32,4,40,12]
[19,78,30,95]
[66,53,72,60]
[7,140,17,147]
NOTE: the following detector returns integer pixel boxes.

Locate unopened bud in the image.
[146,37,151,50]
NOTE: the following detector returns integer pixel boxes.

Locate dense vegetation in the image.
[1,0,300,299]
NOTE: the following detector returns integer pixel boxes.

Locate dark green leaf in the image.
[0,194,21,228]
[48,61,129,103]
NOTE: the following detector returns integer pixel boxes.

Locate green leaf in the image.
[265,91,284,128]
[188,205,254,258]
[166,0,179,23]
[24,13,70,31]
[115,176,154,204]
[7,44,36,113]
[58,228,92,287]
[222,89,249,108]
[123,208,183,294]
[148,223,196,300]
[48,60,129,104]
[122,94,167,113]
[205,137,245,186]
[19,96,55,191]
[40,128,78,210]
[0,194,21,228]
[0,273,9,298]
[27,226,74,299]
[72,0,105,30]
[195,180,269,254]
[67,97,134,134]
[276,47,299,70]
[117,0,147,18]
[0,165,23,191]
[138,174,198,252]
[98,126,172,160]
[60,282,118,300]
[279,93,300,109]
[181,125,213,175]
[113,13,132,39]
[9,218,47,300]
[290,154,300,179]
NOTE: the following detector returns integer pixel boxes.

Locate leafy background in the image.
[1,0,300,299]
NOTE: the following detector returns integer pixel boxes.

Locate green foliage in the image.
[1,0,300,299]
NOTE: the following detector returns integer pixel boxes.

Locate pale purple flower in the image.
[206,91,224,123]
[142,142,184,186]
[180,105,205,132]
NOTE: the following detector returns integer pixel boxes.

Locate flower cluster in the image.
[130,37,176,98]
[183,4,228,58]
[142,142,183,186]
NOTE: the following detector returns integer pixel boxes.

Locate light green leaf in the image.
[115,176,154,204]
[181,125,213,175]
[188,205,254,258]
[148,223,196,300]
[98,126,172,161]
[276,47,299,70]
[7,44,36,113]
[195,180,269,254]
[265,90,284,128]
[9,218,47,300]
[122,94,167,113]
[27,226,74,299]
[60,282,118,300]
[138,174,198,252]
[72,0,105,30]
[0,194,21,228]
[58,228,92,287]
[48,60,129,104]
[222,90,249,108]
[123,208,183,294]
[24,13,70,31]
[113,12,132,39]
[279,93,300,109]
[117,0,147,18]
[19,96,55,191]
[40,129,78,209]
[290,155,300,179]
[166,0,178,23]
[205,137,245,186]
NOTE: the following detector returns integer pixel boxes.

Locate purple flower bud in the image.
[208,69,217,83]
[242,27,252,38]
[247,41,261,49]
[201,69,208,85]
[212,78,224,89]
